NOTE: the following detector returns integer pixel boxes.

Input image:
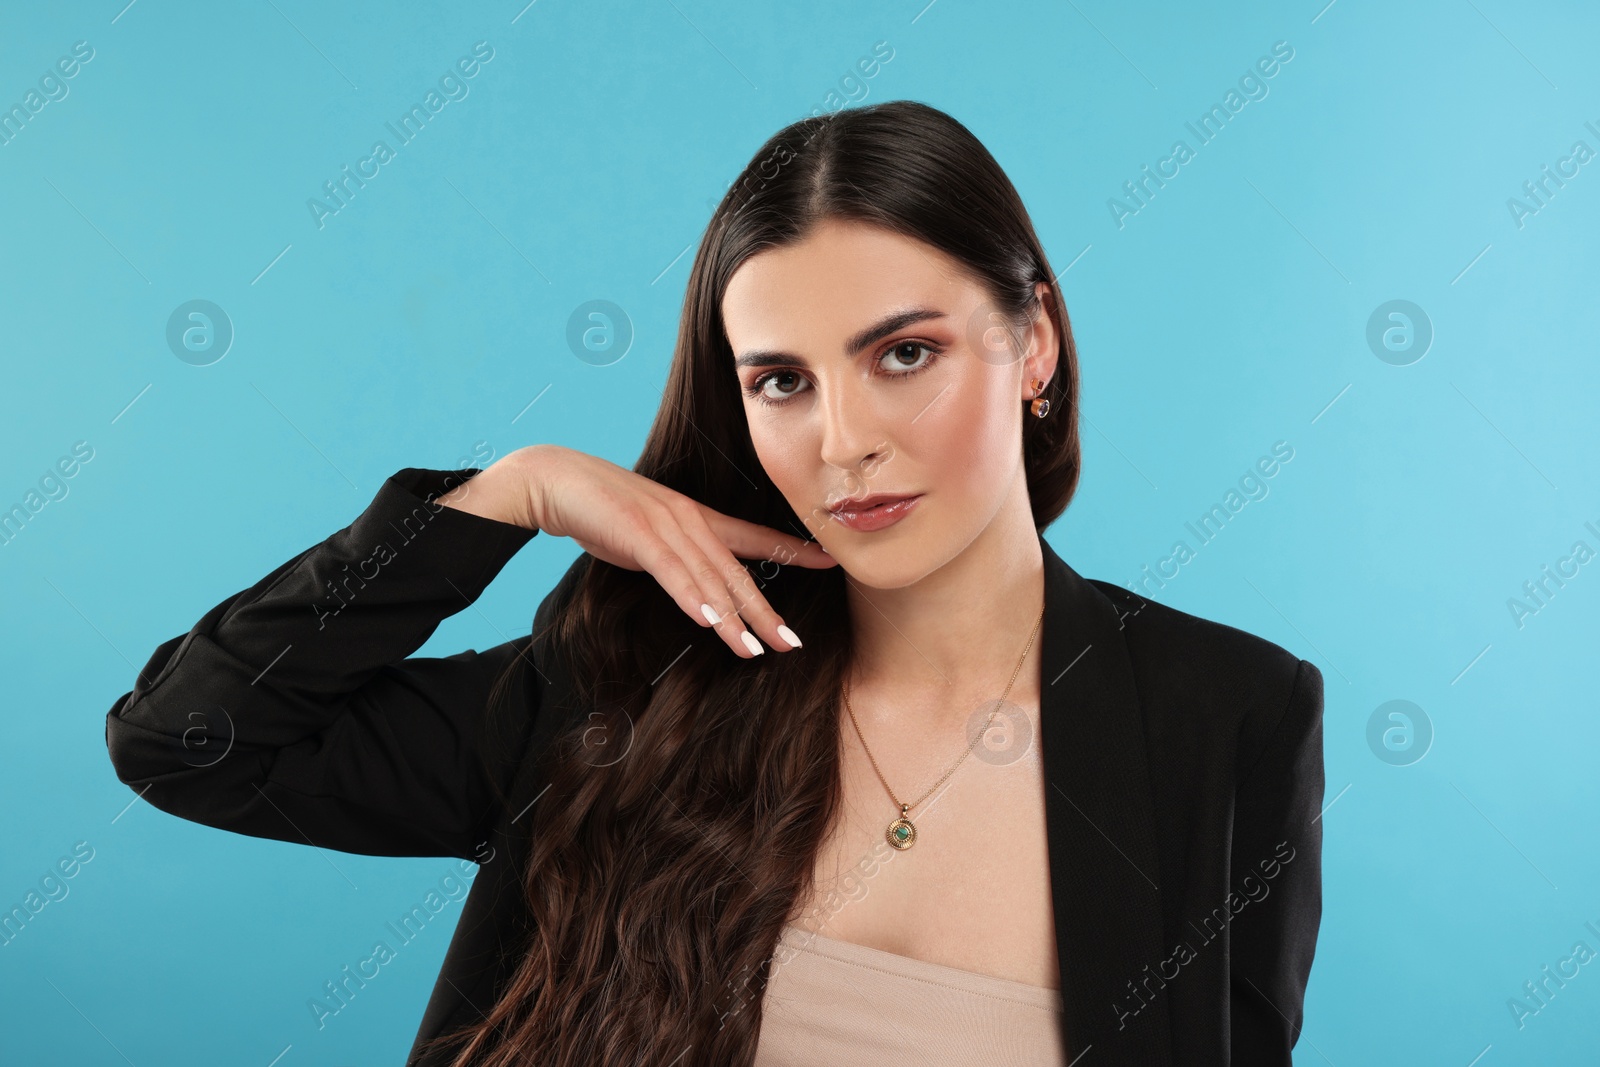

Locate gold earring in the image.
[1028,378,1050,418]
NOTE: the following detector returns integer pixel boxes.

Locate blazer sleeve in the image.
[1227,657,1325,1063]
[104,467,553,863]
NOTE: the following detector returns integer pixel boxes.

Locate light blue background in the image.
[3,1,1597,1063]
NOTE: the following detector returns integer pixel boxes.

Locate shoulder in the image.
[1087,578,1302,682]
[1087,579,1322,779]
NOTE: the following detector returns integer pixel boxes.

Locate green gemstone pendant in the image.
[886,804,917,850]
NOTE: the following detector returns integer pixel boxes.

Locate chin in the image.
[840,562,924,591]
[826,530,952,591]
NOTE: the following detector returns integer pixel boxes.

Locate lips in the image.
[831,492,916,512]
[828,493,923,532]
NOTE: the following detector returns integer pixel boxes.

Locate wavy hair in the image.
[419,98,1082,1066]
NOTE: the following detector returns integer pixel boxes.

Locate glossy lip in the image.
[828,493,923,532]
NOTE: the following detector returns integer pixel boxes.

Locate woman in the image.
[105,100,1324,1066]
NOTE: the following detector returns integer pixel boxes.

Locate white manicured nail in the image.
[776,624,803,648]
[700,603,722,625]
[740,631,765,655]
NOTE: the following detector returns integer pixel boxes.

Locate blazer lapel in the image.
[1039,534,1174,1064]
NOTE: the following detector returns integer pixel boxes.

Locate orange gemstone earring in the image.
[1028,378,1050,418]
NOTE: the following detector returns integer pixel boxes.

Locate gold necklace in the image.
[842,603,1045,851]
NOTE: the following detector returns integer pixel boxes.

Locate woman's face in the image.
[721,218,1058,589]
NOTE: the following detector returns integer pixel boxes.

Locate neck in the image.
[844,471,1046,704]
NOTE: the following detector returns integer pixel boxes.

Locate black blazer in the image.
[105,467,1324,1066]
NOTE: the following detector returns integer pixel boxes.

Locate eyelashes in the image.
[744,341,945,408]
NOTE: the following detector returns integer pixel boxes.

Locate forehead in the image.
[721,220,978,348]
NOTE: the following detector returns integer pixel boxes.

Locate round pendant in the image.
[887,817,917,850]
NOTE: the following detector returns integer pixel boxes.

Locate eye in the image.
[879,341,939,375]
[742,340,945,408]
[749,369,810,406]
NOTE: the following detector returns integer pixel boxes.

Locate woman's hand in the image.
[443,444,836,658]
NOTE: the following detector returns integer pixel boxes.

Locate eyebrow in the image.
[733,306,948,370]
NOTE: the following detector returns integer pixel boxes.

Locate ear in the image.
[1022,281,1061,398]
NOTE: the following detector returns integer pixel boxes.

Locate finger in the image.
[677,516,804,654]
[633,534,757,658]
[650,518,768,659]
[717,552,804,653]
[702,511,837,570]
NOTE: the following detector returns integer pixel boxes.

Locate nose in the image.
[815,371,890,490]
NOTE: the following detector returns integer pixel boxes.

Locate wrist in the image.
[509,444,554,533]
[437,451,540,531]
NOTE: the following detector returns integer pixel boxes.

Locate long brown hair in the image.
[421,99,1083,1066]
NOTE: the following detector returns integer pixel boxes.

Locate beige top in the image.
[754,923,1069,1066]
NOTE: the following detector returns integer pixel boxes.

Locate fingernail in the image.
[776,624,803,649]
[740,630,765,656]
[701,603,722,625]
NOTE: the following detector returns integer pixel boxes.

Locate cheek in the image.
[748,413,810,496]
[911,369,1017,486]
[750,419,839,540]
